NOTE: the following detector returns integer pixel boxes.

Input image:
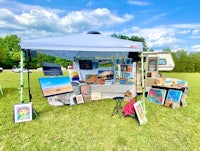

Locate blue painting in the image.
[166,89,182,103]
[39,76,73,97]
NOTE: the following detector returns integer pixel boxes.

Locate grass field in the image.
[0,71,200,151]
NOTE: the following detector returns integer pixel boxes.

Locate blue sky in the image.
[0,0,200,52]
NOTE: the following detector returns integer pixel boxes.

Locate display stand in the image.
[19,49,38,119]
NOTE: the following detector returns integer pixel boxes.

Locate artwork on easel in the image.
[147,88,166,105]
[134,101,147,125]
[166,89,182,109]
[39,76,73,97]
[13,103,33,123]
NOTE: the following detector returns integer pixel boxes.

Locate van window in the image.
[158,59,167,65]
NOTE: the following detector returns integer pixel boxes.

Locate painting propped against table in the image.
[147,88,166,105]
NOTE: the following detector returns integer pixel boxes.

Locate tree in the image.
[111,34,148,51]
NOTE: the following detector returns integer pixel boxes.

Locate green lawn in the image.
[0,71,200,151]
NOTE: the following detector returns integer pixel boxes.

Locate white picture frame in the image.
[134,101,147,125]
[75,94,84,104]
[13,102,33,123]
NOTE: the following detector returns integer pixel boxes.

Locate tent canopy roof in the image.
[20,32,143,60]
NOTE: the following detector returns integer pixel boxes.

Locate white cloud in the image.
[127,0,150,6]
[191,45,200,51]
[0,5,133,39]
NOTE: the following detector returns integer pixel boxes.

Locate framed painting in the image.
[181,93,187,107]
[166,89,182,109]
[68,70,79,81]
[85,74,98,84]
[76,94,84,104]
[126,58,132,65]
[147,88,167,105]
[92,62,99,69]
[91,92,102,100]
[14,103,33,123]
[98,70,114,80]
[39,76,73,97]
[134,101,147,125]
[98,60,113,67]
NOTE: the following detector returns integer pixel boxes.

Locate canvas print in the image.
[126,66,132,72]
[116,59,121,64]
[147,88,167,105]
[98,60,113,67]
[126,58,132,65]
[68,70,79,81]
[85,74,98,84]
[80,84,91,96]
[76,94,84,104]
[134,101,147,125]
[92,62,99,69]
[39,76,73,97]
[98,70,114,80]
[14,103,32,123]
[181,93,187,107]
[166,89,182,108]
[91,92,102,100]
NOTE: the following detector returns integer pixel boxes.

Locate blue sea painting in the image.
[166,89,182,103]
[39,76,73,97]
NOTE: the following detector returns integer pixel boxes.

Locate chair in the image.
[111,96,124,118]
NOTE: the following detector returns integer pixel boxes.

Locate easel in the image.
[20,49,39,119]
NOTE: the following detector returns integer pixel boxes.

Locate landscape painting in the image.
[39,76,73,97]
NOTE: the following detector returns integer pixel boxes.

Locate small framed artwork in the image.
[126,58,132,65]
[134,101,147,125]
[91,92,102,100]
[181,93,187,107]
[14,103,33,123]
[116,59,121,65]
[126,66,132,72]
[85,74,98,84]
[123,72,130,78]
[147,88,166,105]
[76,94,84,104]
[92,62,99,69]
[166,89,182,109]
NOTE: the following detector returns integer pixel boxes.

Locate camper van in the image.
[136,51,175,93]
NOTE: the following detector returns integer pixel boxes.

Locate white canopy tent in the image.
[21,32,145,99]
[20,32,143,60]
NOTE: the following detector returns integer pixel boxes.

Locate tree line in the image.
[0,34,200,72]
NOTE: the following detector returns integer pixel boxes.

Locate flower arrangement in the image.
[122,98,135,116]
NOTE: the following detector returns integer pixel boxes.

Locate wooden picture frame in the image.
[134,101,147,125]
[14,103,33,123]
[147,88,166,105]
[75,94,84,104]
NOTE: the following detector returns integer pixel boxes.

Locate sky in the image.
[0,0,200,53]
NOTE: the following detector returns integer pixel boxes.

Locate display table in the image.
[90,84,136,99]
